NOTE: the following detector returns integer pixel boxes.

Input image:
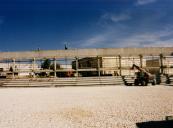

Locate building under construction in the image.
[0,47,173,78]
[0,47,173,87]
[72,56,173,77]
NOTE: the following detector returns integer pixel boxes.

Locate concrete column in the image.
[139,55,143,68]
[118,55,122,76]
[54,58,57,78]
[97,56,100,77]
[160,54,164,74]
[12,58,15,79]
[32,58,36,78]
[75,57,78,77]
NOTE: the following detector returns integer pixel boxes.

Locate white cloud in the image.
[136,0,157,5]
[115,30,173,47]
[76,9,173,48]
[78,27,173,48]
[101,13,131,23]
[79,34,108,47]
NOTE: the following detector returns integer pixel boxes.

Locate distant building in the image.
[0,63,40,77]
[60,64,72,69]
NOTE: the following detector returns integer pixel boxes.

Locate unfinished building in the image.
[0,47,172,78]
[72,56,147,76]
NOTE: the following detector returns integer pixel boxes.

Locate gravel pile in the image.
[0,85,173,128]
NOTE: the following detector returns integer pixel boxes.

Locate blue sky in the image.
[0,0,173,51]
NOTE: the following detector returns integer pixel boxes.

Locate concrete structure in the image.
[0,47,173,60]
[146,57,173,75]
[0,47,172,78]
[72,56,147,76]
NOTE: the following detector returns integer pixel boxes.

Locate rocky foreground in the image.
[0,85,172,128]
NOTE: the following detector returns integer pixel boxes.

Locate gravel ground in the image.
[0,85,173,128]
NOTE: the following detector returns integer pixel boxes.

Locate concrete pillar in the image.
[139,55,143,68]
[160,54,164,74]
[12,58,15,79]
[118,55,122,76]
[75,57,78,77]
[32,58,36,78]
[97,56,100,77]
[54,58,57,78]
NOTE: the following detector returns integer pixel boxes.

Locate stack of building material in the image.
[123,76,136,86]
[168,76,173,86]
[0,76,125,87]
[159,75,168,85]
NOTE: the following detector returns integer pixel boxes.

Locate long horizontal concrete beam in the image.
[0,47,173,60]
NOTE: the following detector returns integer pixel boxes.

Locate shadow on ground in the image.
[136,120,173,128]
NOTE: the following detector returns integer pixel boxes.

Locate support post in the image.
[12,58,15,79]
[97,56,100,77]
[54,58,57,78]
[32,58,36,78]
[75,57,78,77]
[160,54,164,74]
[139,55,143,68]
[118,55,122,76]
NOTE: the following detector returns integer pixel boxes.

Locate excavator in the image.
[131,64,156,86]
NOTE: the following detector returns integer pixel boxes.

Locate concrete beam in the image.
[0,47,173,60]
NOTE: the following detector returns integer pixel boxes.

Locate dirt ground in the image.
[0,85,172,128]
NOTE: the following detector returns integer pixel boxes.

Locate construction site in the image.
[0,47,173,128]
[1,0,173,127]
[0,47,173,87]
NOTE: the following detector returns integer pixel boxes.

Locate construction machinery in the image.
[131,64,156,86]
